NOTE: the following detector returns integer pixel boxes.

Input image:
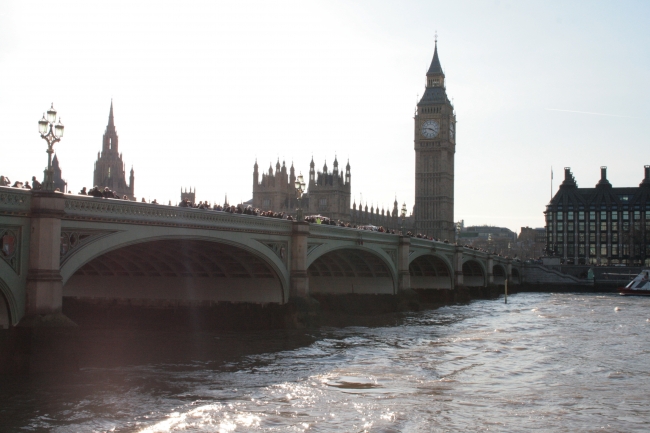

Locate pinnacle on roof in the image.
[108,99,115,128]
[426,40,444,76]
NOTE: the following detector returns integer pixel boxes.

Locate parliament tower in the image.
[414,41,456,240]
[93,101,135,199]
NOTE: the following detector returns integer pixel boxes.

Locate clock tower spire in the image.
[413,40,456,240]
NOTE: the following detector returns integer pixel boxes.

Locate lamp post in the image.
[400,203,407,235]
[38,103,65,191]
[294,173,306,222]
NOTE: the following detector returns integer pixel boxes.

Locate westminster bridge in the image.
[0,187,522,327]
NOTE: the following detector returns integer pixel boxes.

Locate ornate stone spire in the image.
[426,39,444,76]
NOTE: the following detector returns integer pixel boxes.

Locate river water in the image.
[1,292,650,432]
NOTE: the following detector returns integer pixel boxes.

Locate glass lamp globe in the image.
[54,118,64,138]
[38,115,49,135]
[47,103,57,124]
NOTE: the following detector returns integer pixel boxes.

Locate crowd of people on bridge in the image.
[1,178,509,257]
[78,186,132,200]
[1,176,44,190]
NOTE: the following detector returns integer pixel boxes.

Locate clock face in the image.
[421,120,440,139]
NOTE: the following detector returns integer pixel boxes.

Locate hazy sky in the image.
[1,0,648,232]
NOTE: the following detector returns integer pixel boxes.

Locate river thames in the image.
[1,292,649,432]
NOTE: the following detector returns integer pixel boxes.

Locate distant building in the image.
[52,154,67,193]
[252,157,405,229]
[517,226,546,259]
[93,101,135,200]
[460,225,516,255]
[545,166,650,265]
[181,187,196,204]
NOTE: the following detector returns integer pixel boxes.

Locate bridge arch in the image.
[493,264,507,285]
[307,245,397,295]
[0,279,14,328]
[511,268,521,284]
[408,252,453,289]
[462,259,486,287]
[61,231,290,304]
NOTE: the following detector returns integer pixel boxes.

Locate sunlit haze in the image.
[1,0,648,232]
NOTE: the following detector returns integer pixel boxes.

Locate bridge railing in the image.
[0,187,32,215]
[62,194,294,234]
[308,222,400,245]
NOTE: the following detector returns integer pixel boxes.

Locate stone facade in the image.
[306,157,351,222]
[181,187,196,204]
[93,101,135,200]
[252,157,405,228]
[414,41,456,241]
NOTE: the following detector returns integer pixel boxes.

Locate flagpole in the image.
[551,166,553,201]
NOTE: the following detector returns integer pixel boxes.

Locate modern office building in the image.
[545,166,650,265]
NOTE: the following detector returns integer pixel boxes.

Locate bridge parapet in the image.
[63,195,293,234]
[308,223,398,244]
[0,187,32,215]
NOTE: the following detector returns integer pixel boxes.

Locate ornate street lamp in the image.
[294,173,306,221]
[400,203,407,234]
[38,103,65,191]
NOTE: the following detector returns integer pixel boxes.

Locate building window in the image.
[568,222,574,232]
[263,199,270,207]
[611,212,618,221]
[600,221,607,231]
[601,244,608,256]
[589,233,596,242]
[579,222,585,232]
[589,244,596,256]
[579,245,585,256]
[590,211,596,220]
[568,245,575,256]
[557,222,564,231]
[557,245,564,255]
[578,211,585,221]
[612,233,618,243]
[568,211,574,220]
[579,233,586,242]
[623,211,629,221]
[568,233,575,243]
[589,222,596,232]
[623,222,630,231]
[557,233,564,242]
[319,198,327,208]
[600,211,607,221]
[612,221,618,231]
[557,211,563,221]
[600,233,607,243]
[612,245,618,256]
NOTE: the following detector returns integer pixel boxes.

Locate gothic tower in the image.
[93,101,135,199]
[414,40,456,240]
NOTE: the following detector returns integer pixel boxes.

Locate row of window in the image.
[548,210,650,222]
[554,243,650,257]
[549,232,650,244]
[551,220,650,232]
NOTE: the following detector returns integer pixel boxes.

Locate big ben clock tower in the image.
[414,40,456,240]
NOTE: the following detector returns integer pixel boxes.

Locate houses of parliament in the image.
[252,42,456,239]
